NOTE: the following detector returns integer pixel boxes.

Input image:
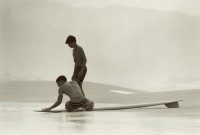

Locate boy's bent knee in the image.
[85,100,94,111]
[65,101,73,112]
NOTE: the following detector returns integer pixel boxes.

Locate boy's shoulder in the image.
[73,45,83,52]
[76,45,84,50]
[69,81,79,85]
[59,82,68,91]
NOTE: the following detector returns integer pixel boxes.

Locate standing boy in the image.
[65,35,87,97]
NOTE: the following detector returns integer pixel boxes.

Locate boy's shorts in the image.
[72,66,87,83]
[65,98,94,112]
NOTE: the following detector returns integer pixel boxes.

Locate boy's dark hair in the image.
[66,35,76,44]
[56,75,67,82]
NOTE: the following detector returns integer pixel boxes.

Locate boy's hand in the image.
[42,107,51,112]
[78,70,83,78]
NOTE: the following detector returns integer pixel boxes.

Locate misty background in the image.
[1,0,200,91]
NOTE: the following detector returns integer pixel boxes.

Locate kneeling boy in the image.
[42,75,94,112]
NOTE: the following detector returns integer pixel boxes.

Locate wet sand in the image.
[0,81,200,135]
[1,102,200,135]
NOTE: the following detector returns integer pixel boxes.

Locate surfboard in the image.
[34,100,183,113]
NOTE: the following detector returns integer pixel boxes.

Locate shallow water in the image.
[0,102,200,135]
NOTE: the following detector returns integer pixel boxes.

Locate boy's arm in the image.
[42,89,63,111]
[77,47,87,78]
[79,47,87,69]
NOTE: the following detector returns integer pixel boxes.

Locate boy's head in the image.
[65,35,76,48]
[56,75,67,87]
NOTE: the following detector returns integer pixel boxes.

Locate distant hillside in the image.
[0,81,144,102]
[1,81,199,108]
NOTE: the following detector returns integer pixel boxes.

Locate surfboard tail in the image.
[164,100,183,108]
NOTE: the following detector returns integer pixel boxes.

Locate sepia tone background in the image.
[1,1,200,135]
[1,0,200,91]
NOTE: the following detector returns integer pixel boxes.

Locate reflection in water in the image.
[67,112,94,131]
[46,111,94,132]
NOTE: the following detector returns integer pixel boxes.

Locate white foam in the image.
[109,90,134,95]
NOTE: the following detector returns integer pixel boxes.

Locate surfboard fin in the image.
[164,100,183,108]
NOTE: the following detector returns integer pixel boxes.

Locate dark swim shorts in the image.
[72,66,87,82]
[65,98,94,112]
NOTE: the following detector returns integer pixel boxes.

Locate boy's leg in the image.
[72,66,87,97]
[65,101,73,112]
[78,67,87,97]
[82,99,94,111]
[72,66,80,83]
[79,82,85,97]
[65,101,80,112]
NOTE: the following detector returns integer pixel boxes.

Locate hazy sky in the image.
[47,0,200,15]
[1,0,200,91]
